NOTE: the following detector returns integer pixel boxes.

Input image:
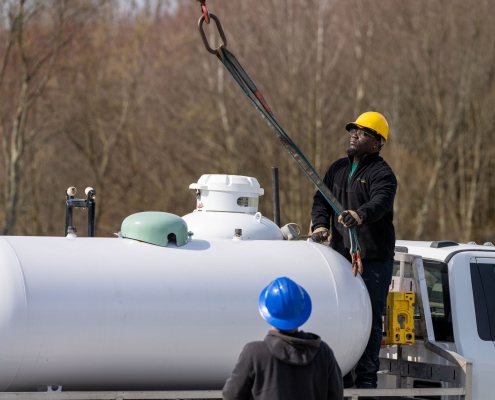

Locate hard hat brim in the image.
[345,122,361,132]
[258,285,312,330]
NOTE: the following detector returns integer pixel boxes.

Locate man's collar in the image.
[347,151,380,165]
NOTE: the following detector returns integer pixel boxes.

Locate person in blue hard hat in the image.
[222,277,343,400]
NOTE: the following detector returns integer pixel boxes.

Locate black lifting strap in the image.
[197,10,363,276]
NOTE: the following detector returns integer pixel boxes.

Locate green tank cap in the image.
[121,212,190,247]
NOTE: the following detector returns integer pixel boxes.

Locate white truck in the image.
[363,240,495,400]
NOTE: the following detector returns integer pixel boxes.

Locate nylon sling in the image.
[196,6,363,276]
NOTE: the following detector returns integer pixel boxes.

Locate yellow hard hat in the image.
[345,112,389,142]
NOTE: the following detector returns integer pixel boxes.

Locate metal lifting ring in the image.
[198,13,227,55]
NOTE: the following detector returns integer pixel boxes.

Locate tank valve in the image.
[85,187,96,200]
[233,228,243,241]
[65,186,97,237]
[281,223,302,240]
[66,226,77,238]
[37,385,62,393]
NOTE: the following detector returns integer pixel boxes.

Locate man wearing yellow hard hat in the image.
[310,112,397,392]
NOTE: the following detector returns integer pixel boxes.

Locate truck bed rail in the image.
[0,391,222,400]
[0,387,468,400]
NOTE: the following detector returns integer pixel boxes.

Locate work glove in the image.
[311,227,329,244]
[338,210,365,228]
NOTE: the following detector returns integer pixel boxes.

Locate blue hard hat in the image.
[258,277,312,330]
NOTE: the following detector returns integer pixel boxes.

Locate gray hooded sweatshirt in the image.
[222,330,343,400]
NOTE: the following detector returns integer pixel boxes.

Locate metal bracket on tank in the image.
[65,186,96,237]
[37,385,62,392]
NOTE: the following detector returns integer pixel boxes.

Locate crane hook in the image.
[197,0,210,24]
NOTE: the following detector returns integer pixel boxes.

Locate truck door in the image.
[471,259,495,345]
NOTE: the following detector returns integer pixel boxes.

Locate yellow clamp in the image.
[385,292,415,345]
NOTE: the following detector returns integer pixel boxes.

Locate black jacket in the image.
[311,152,397,262]
[222,330,343,400]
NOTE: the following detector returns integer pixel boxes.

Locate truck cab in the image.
[376,240,495,400]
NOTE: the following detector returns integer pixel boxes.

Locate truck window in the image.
[393,259,454,342]
[470,262,495,341]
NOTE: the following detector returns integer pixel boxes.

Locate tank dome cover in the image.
[121,212,189,247]
[189,174,264,195]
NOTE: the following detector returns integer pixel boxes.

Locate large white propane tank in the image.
[182,174,283,240]
[0,234,371,391]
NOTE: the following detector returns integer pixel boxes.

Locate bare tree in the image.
[0,0,105,234]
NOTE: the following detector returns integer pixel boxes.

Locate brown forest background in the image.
[0,0,494,243]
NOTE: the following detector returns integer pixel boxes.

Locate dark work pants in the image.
[345,259,394,388]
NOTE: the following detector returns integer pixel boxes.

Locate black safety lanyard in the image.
[195,1,363,276]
